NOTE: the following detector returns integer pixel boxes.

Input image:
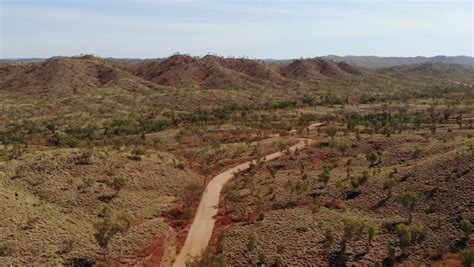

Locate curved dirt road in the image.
[173,124,323,266]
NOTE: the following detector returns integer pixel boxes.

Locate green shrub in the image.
[461,248,474,267]
[111,177,126,193]
[0,241,16,256]
[318,167,331,187]
[93,211,131,255]
[383,178,396,198]
[460,219,473,240]
[397,192,418,223]
[396,224,412,251]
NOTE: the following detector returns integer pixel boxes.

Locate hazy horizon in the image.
[1,0,473,59]
[1,54,473,61]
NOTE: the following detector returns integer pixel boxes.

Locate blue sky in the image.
[1,0,473,58]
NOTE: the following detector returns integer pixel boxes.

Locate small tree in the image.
[247,232,257,252]
[456,114,463,129]
[397,192,418,223]
[302,95,315,106]
[358,170,369,186]
[111,177,126,195]
[429,123,437,136]
[273,255,284,267]
[182,182,203,207]
[188,247,227,267]
[310,198,320,226]
[323,228,335,251]
[325,127,338,141]
[318,167,331,187]
[396,224,412,254]
[386,246,396,266]
[335,142,348,159]
[341,217,366,253]
[383,178,396,199]
[257,251,266,265]
[216,229,227,254]
[366,152,379,167]
[461,248,474,267]
[0,241,16,256]
[350,170,369,190]
[367,226,376,251]
[336,181,348,200]
[443,108,451,121]
[93,211,131,258]
[459,219,473,241]
[410,146,423,160]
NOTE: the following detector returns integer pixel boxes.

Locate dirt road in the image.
[172,123,323,266]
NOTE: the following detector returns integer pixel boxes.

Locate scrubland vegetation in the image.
[0,55,473,266]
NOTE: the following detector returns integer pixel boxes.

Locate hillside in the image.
[3,55,474,95]
[0,55,365,92]
[279,58,362,80]
[131,54,278,89]
[378,62,474,82]
[0,56,160,93]
[207,56,285,83]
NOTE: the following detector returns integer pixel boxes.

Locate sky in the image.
[1,0,473,59]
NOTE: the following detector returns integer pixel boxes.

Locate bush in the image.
[107,119,137,136]
[264,100,297,109]
[247,232,257,252]
[139,119,171,133]
[320,94,347,106]
[82,177,95,187]
[459,219,473,240]
[65,126,96,140]
[397,192,418,223]
[325,127,338,140]
[301,95,316,106]
[323,228,334,250]
[341,217,367,252]
[318,167,331,186]
[0,241,16,256]
[383,178,396,198]
[461,248,474,267]
[395,223,425,253]
[93,211,131,256]
[216,230,227,254]
[49,132,79,147]
[336,181,348,199]
[182,207,194,220]
[351,170,369,189]
[396,224,412,251]
[182,182,204,207]
[366,152,379,167]
[227,189,242,202]
[111,177,126,193]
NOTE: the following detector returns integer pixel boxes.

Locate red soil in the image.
[134,234,167,266]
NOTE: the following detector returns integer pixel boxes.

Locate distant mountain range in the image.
[321,55,474,68]
[0,55,363,92]
[2,55,473,68]
[1,55,473,94]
